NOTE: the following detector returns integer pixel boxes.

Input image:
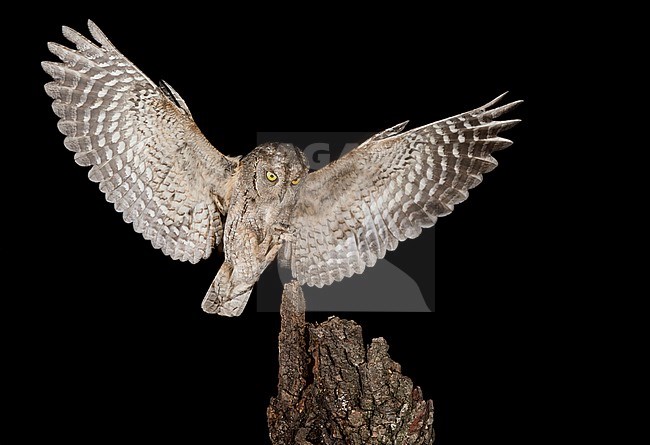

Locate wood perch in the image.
[268,281,434,444]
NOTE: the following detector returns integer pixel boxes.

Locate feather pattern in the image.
[43,20,238,263]
[284,94,522,287]
[43,21,522,316]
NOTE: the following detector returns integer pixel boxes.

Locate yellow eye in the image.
[266,171,278,182]
[291,178,301,185]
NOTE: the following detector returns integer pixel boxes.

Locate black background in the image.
[14,5,553,443]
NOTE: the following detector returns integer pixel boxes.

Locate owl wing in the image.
[43,20,239,264]
[283,93,522,287]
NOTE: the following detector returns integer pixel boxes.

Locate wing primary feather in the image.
[484,100,524,119]
[480,91,509,109]
[87,20,115,49]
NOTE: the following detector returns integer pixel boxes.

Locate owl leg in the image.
[257,223,290,265]
[274,222,295,244]
[260,241,283,265]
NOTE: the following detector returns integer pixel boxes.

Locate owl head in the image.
[243,142,309,200]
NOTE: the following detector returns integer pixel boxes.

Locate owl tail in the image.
[201,261,254,317]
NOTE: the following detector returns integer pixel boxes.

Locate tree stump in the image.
[268,281,434,444]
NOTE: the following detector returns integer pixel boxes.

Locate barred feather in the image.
[43,20,237,263]
[285,94,522,287]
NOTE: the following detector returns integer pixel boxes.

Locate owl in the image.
[42,21,522,316]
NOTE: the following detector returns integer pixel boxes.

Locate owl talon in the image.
[272,222,291,233]
[273,223,295,243]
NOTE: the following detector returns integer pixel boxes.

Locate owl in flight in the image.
[43,21,522,316]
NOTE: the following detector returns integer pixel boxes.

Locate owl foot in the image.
[272,222,295,243]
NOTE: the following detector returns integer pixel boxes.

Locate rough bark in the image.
[268,281,434,444]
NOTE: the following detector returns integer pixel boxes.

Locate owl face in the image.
[247,143,309,201]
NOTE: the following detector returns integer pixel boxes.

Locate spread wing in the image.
[283,93,522,287]
[42,20,238,263]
